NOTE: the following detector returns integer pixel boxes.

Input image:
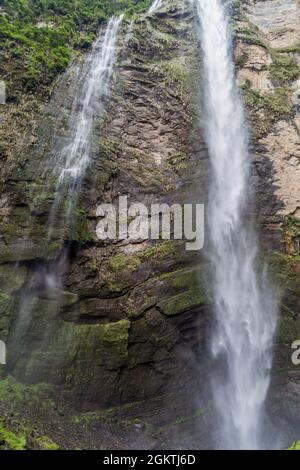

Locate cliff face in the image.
[0,0,211,422]
[0,0,299,449]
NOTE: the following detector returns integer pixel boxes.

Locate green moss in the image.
[273,44,300,54]
[101,138,120,154]
[0,293,12,311]
[0,292,13,338]
[125,265,209,319]
[235,23,265,47]
[270,55,300,83]
[23,319,130,384]
[0,422,26,450]
[36,436,60,451]
[72,207,93,243]
[0,265,27,294]
[282,215,300,256]
[129,18,179,60]
[278,315,299,343]
[151,57,191,103]
[157,285,207,316]
[25,181,55,213]
[110,253,140,271]
[0,0,153,96]
[0,376,55,406]
[267,252,300,317]
[104,253,141,293]
[289,441,300,450]
[235,52,248,69]
[103,242,180,294]
[241,85,293,138]
[0,377,26,403]
[139,241,179,261]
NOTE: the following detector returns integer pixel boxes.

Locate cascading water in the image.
[148,0,163,14]
[9,16,123,375]
[48,15,123,237]
[193,0,278,449]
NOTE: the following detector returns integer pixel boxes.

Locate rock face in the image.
[0,0,211,415]
[0,0,299,448]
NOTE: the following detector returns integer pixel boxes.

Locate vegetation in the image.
[273,44,300,54]
[0,422,26,450]
[270,54,300,84]
[282,215,300,256]
[241,83,293,138]
[0,0,152,96]
[289,441,300,450]
[235,23,265,48]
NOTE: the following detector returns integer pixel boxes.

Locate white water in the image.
[193,0,278,449]
[148,0,163,14]
[48,15,123,234]
[9,17,123,373]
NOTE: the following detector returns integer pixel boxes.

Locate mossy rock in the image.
[22,319,130,385]
[0,235,62,264]
[270,55,300,84]
[36,436,59,451]
[0,376,57,412]
[235,23,265,48]
[278,315,299,343]
[268,252,300,299]
[0,265,27,294]
[289,441,300,450]
[0,421,26,450]
[0,292,14,340]
[150,57,192,103]
[0,0,154,96]
[125,266,209,319]
[282,215,300,256]
[101,241,184,295]
[157,286,207,316]
[273,44,300,54]
[241,85,294,138]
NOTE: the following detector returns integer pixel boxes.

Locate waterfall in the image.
[193,0,278,449]
[9,16,123,375]
[48,15,123,237]
[148,0,163,14]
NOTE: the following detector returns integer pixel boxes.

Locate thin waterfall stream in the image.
[8,16,123,375]
[193,0,278,449]
[48,15,123,238]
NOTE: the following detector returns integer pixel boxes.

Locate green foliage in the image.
[0,0,152,95]
[282,215,300,256]
[273,43,300,54]
[235,52,248,69]
[289,441,300,450]
[270,55,300,83]
[36,436,60,450]
[235,22,265,47]
[0,422,26,450]
[241,83,293,138]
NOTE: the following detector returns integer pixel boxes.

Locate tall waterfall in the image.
[193,0,278,449]
[9,16,123,374]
